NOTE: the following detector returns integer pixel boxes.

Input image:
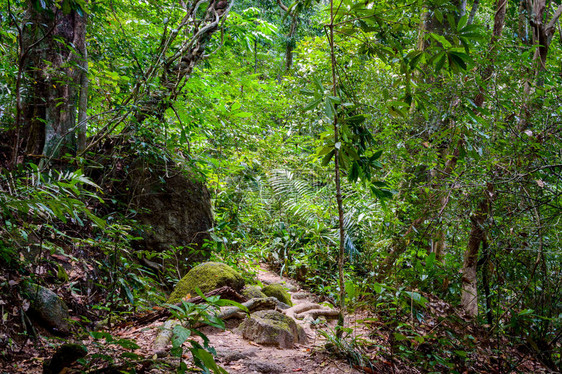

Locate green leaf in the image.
[457,15,468,31]
[313,76,323,91]
[430,33,451,48]
[300,88,315,96]
[322,150,335,166]
[317,145,334,156]
[349,161,360,182]
[303,97,322,111]
[434,51,447,72]
[231,112,253,118]
[345,114,366,125]
[327,95,341,104]
[324,98,334,119]
[370,150,383,161]
[172,325,192,348]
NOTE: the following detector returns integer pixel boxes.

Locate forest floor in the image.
[0,264,552,373]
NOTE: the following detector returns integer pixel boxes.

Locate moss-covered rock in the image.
[238,310,306,348]
[168,262,245,303]
[22,282,70,334]
[261,283,292,306]
[242,285,267,299]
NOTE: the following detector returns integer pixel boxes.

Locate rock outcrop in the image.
[89,138,213,276]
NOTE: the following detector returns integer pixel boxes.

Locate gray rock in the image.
[248,361,284,374]
[238,310,306,348]
[23,283,69,334]
[97,150,214,276]
[217,348,257,363]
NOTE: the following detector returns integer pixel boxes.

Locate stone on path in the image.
[238,310,306,348]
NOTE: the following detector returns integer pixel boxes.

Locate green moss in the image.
[168,262,245,303]
[242,285,267,299]
[261,283,292,306]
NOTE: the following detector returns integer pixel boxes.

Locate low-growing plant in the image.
[166,289,248,374]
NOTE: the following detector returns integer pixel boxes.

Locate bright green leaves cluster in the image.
[166,289,247,374]
[226,8,279,52]
[301,77,394,201]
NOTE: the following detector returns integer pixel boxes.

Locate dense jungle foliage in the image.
[0,0,561,372]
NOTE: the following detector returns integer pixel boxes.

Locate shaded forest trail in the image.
[109,265,368,374]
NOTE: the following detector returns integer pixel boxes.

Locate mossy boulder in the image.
[238,310,306,348]
[22,282,70,334]
[168,262,245,303]
[261,283,292,306]
[242,285,267,299]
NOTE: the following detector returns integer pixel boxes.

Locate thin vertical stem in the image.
[328,0,346,336]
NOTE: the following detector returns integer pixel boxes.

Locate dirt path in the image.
[199,265,361,374]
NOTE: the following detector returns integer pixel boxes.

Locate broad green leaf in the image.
[172,325,192,348]
[303,97,322,111]
[322,150,335,166]
[430,33,451,48]
[231,112,252,118]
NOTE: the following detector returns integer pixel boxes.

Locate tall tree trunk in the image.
[21,2,87,159]
[474,0,508,107]
[77,25,88,153]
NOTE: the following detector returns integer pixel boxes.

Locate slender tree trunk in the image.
[460,0,507,318]
[461,186,493,317]
[285,16,298,70]
[276,0,299,71]
[468,0,481,25]
[474,0,508,107]
[328,0,346,336]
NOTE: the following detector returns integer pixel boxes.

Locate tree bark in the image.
[277,0,299,71]
[21,1,87,159]
[77,27,89,153]
[328,0,347,336]
[461,185,493,317]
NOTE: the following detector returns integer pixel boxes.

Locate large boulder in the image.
[261,284,292,306]
[168,262,245,304]
[127,160,213,274]
[238,310,306,348]
[88,139,213,276]
[22,283,69,334]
